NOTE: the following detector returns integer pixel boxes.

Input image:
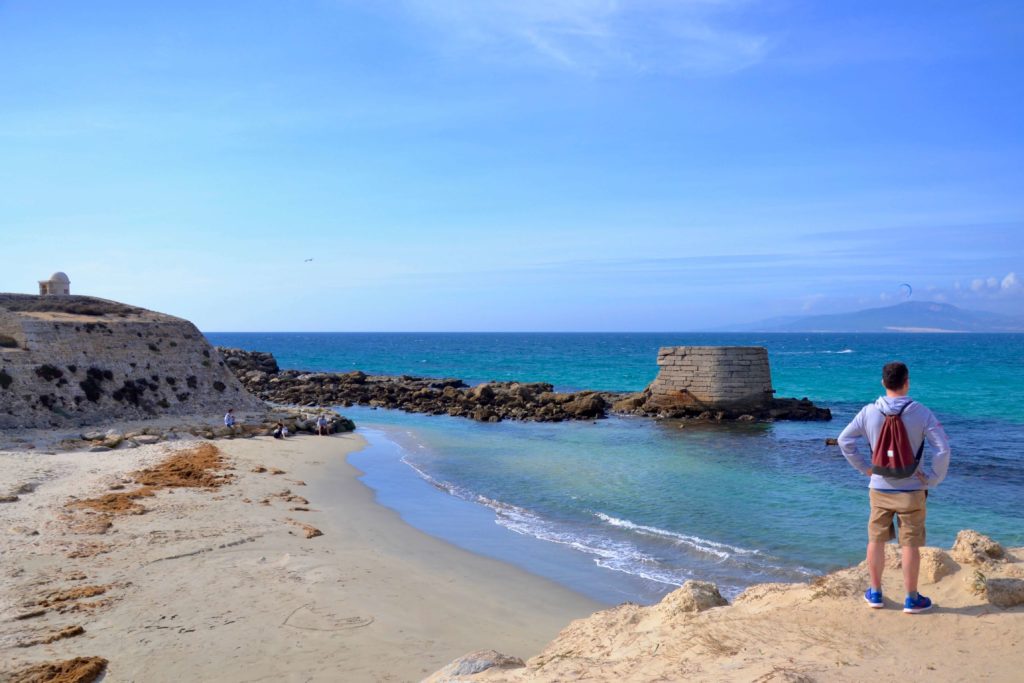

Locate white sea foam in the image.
[400,455,473,499]
[594,512,756,560]
[476,495,688,586]
[777,349,854,355]
[398,454,814,590]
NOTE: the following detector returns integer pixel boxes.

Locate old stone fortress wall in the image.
[647,346,774,411]
[0,273,261,429]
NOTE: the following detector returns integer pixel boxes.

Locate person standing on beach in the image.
[838,361,951,614]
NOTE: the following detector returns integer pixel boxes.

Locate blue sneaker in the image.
[864,588,884,608]
[904,594,933,614]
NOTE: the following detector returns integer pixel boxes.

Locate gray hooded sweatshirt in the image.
[838,395,951,491]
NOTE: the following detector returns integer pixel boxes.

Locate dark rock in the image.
[470,384,495,404]
[562,393,606,419]
[215,347,829,426]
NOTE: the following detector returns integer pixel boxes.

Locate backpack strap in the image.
[898,401,925,462]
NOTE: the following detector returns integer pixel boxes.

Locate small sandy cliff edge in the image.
[428,530,1024,683]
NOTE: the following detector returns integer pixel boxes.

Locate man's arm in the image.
[917,411,951,488]
[838,408,872,475]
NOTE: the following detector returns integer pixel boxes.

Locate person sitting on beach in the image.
[838,361,951,614]
[272,422,284,439]
[316,414,330,436]
[224,408,237,430]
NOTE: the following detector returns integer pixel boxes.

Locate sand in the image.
[431,542,1024,682]
[0,432,601,682]
[5,429,1022,683]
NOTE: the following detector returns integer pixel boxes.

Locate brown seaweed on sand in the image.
[4,656,107,683]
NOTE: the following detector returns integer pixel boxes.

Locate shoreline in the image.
[345,424,676,606]
[1,429,601,682]
[4,414,1022,682]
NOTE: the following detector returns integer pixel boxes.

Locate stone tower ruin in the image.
[645,346,774,412]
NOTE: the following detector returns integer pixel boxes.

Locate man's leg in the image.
[867,490,896,591]
[897,491,928,599]
[867,540,886,590]
[902,545,920,595]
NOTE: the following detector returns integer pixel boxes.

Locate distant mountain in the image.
[735,302,1024,333]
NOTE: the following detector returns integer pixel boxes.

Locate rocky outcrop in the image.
[219,347,279,375]
[427,530,1023,682]
[612,390,831,421]
[34,406,355,453]
[218,348,831,424]
[218,347,619,423]
[423,650,526,682]
[0,294,264,429]
[654,580,729,616]
[951,529,1005,565]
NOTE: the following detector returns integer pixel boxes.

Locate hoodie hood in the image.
[874,395,913,416]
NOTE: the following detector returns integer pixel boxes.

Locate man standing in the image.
[838,361,951,614]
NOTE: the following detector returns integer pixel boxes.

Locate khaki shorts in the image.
[868,490,927,547]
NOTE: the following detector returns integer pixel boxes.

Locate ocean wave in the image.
[776,349,854,355]
[398,455,815,589]
[399,456,476,500]
[594,512,757,560]
[476,495,689,586]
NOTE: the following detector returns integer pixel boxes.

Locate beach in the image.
[3,428,1023,683]
[3,333,1023,682]
[0,431,600,682]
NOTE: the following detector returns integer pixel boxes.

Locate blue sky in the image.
[1,0,1021,331]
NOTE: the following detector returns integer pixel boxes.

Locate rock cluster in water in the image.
[218,347,831,423]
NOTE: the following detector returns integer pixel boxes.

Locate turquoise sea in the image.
[207,332,1024,603]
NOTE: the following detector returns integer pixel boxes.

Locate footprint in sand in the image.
[283,604,373,632]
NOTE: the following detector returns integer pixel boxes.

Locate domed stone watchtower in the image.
[38,272,71,296]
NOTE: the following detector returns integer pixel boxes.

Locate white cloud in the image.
[945,272,1024,313]
[401,0,769,75]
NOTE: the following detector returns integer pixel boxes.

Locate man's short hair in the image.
[882,362,909,390]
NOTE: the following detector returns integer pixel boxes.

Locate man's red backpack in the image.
[871,402,924,478]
